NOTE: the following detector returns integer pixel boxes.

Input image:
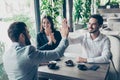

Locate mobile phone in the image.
[89,65,100,71]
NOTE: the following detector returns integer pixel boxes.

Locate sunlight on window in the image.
[0,0,36,50]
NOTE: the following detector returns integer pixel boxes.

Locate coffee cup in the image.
[48,61,57,68]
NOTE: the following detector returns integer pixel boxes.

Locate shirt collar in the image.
[87,32,103,41]
[12,42,25,47]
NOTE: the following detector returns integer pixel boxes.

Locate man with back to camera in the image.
[2,19,69,80]
[68,14,111,63]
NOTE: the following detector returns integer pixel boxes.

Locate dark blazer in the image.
[37,31,62,50]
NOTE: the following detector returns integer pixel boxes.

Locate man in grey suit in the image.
[3,19,69,80]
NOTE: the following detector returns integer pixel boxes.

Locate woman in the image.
[37,15,62,50]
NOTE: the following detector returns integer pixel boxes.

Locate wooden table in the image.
[38,57,109,80]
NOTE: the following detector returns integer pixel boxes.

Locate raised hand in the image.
[49,33,56,44]
[60,19,69,38]
[47,33,52,45]
[48,32,56,45]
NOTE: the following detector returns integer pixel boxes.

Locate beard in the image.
[23,32,31,45]
[25,36,31,45]
[89,28,99,33]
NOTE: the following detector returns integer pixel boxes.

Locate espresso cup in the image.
[48,61,57,68]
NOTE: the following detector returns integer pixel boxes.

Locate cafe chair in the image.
[106,36,120,80]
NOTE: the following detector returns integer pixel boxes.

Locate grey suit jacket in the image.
[3,38,68,80]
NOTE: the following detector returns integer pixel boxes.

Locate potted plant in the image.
[73,0,84,30]
[73,0,91,30]
[82,0,91,27]
[73,0,83,24]
[0,41,8,80]
[109,0,119,8]
[40,0,63,28]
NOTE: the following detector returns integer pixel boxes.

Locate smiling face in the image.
[40,16,55,33]
[42,18,51,30]
[87,18,100,33]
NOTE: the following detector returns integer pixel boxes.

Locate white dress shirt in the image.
[69,32,111,63]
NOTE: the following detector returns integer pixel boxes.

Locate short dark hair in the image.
[40,15,56,32]
[90,14,103,26]
[8,22,27,42]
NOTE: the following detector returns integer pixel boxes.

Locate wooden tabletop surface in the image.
[38,56,109,80]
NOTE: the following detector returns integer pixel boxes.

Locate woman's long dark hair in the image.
[40,15,56,33]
